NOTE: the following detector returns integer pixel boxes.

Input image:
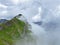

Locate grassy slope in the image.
[0,17,31,45]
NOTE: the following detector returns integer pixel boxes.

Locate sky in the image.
[1,0,60,45]
[0,0,40,20]
[0,0,60,22]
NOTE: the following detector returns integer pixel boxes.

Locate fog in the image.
[0,0,60,45]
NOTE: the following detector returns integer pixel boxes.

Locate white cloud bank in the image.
[0,3,8,8]
[0,3,8,19]
[32,7,42,22]
[10,0,31,5]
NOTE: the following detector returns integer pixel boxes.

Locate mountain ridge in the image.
[0,14,31,45]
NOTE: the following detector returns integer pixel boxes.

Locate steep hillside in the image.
[0,14,31,45]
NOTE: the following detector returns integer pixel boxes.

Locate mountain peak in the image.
[0,14,31,45]
[15,14,22,18]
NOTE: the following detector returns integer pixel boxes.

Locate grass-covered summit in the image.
[0,14,31,45]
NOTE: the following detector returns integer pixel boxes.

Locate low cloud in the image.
[0,3,8,8]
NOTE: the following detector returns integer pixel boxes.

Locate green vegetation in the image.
[0,14,31,45]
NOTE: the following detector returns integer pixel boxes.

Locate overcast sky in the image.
[0,0,60,22]
[0,0,40,20]
[1,1,60,44]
